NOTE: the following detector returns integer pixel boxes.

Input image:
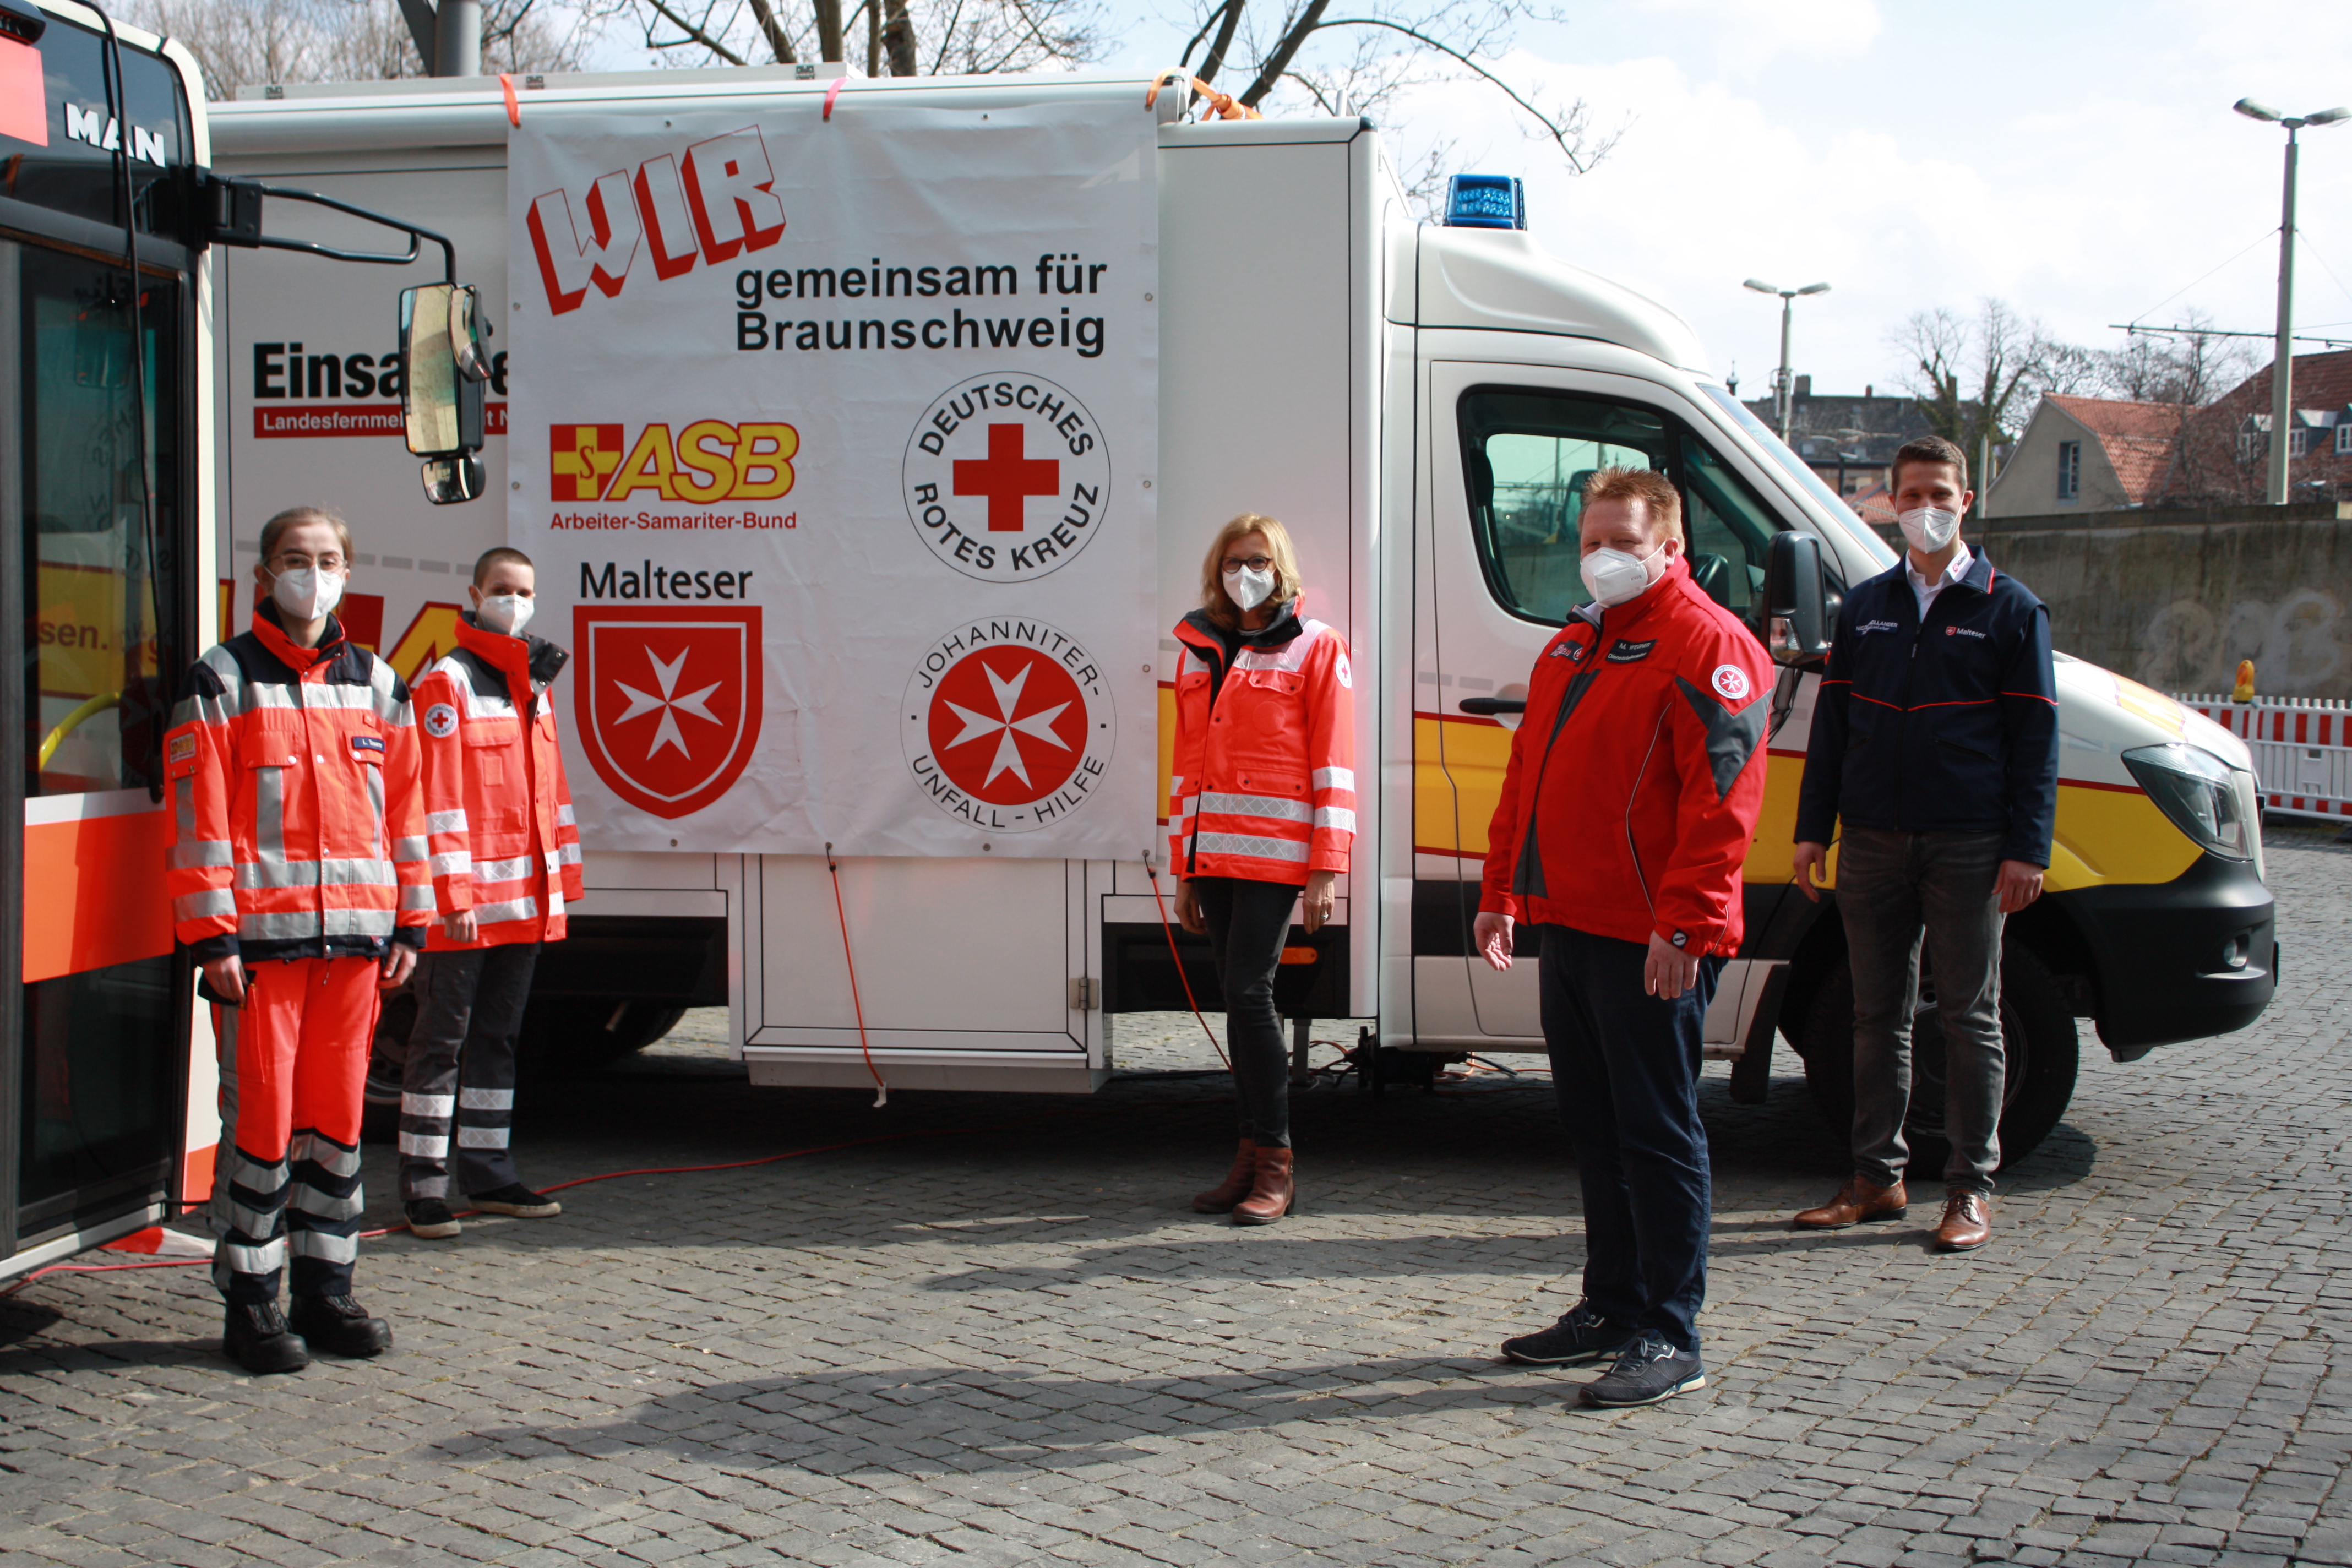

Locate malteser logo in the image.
[549,421,799,504]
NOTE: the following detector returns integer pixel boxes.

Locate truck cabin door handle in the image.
[1457,696,1526,716]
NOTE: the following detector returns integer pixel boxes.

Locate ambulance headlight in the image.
[2122,743,2256,862]
[1445,175,1526,230]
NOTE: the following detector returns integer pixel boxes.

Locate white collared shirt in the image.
[1907,540,1973,622]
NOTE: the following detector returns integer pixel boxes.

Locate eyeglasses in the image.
[1222,554,1275,574]
[270,551,347,574]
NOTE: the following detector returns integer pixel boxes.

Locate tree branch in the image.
[1238,0,1329,107]
[743,0,796,61]
[644,0,749,62]
[1194,0,1245,87]
[1310,14,1607,167]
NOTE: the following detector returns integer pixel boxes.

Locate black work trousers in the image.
[1539,923,1722,1354]
[1193,875,1298,1148]
[399,942,541,1201]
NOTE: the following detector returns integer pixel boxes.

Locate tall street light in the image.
[1744,279,1831,443]
[2234,98,2350,504]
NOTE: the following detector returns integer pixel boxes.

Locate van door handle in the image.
[1457,697,1526,716]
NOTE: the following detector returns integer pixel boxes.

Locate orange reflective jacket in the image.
[1168,601,1355,886]
[165,606,431,964]
[412,614,585,950]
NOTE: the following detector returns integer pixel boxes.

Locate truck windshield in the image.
[1700,383,1897,570]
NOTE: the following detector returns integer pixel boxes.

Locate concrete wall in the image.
[1958,502,2352,698]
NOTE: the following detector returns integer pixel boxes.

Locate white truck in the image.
[205,66,2277,1168]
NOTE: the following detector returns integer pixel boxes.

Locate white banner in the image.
[509,96,1159,858]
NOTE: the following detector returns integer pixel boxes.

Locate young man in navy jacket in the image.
[1789,435,2059,1251]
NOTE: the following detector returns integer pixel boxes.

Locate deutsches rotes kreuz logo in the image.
[902,617,1115,832]
[902,372,1111,582]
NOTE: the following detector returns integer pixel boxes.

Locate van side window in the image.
[1457,387,1784,626]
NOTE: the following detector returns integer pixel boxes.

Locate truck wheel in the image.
[518,998,689,1069]
[1796,941,2079,1173]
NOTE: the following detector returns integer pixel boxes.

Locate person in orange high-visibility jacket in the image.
[166,506,429,1375]
[1168,513,1354,1225]
[398,547,585,1242]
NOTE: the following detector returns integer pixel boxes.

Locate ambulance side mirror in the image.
[400,281,491,504]
[1763,530,1833,666]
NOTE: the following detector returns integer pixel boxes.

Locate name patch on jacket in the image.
[1551,638,1589,662]
[1605,639,1657,663]
[350,734,386,755]
[1945,624,1988,640]
[1859,619,1900,635]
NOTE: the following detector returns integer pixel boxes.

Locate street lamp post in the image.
[1744,279,1831,443]
[2234,99,2350,504]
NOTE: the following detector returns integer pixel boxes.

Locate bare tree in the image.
[126,0,586,97]
[1888,300,2056,458]
[579,0,1104,74]
[2097,312,2256,407]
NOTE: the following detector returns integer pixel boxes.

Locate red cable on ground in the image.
[826,842,889,1107]
[1146,860,1231,1070]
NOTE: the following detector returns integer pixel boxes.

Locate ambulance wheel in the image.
[518,998,689,1069]
[1795,941,2079,1173]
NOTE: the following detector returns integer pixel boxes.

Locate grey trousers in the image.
[399,943,541,1201]
[1835,827,2006,1195]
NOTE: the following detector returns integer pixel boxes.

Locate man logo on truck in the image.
[902,373,1111,582]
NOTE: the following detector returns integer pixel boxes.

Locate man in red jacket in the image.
[1473,468,1772,1409]
[398,547,585,1239]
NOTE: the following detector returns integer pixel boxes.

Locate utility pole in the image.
[396,0,481,75]
[2234,99,2349,503]
[1743,279,1830,444]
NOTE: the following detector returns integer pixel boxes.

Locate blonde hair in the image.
[1197,514,1304,630]
[257,505,355,565]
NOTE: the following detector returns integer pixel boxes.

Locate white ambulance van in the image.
[205,67,2276,1167]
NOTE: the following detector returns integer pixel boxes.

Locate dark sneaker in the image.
[1581,1335,1707,1408]
[287,1295,393,1357]
[1500,1302,1638,1366]
[405,1199,461,1239]
[469,1183,562,1218]
[223,1302,310,1375]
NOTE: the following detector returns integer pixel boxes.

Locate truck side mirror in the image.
[1762,530,1834,665]
[400,281,491,504]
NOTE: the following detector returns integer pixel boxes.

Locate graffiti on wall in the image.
[2137,589,2345,694]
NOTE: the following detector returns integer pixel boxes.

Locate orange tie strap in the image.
[499,73,520,127]
[1145,71,1262,122]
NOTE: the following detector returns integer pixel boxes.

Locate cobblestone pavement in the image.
[4,834,2349,1567]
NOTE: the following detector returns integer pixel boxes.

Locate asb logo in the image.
[902,618,1114,832]
[551,421,799,504]
[902,373,1110,582]
[575,606,763,819]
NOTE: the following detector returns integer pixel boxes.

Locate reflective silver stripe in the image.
[1169,776,1184,796]
[221,1199,277,1238]
[222,1238,287,1275]
[240,910,325,940]
[288,1132,362,1177]
[456,1125,510,1149]
[399,885,437,912]
[398,1132,448,1158]
[555,803,576,827]
[288,1231,359,1263]
[429,852,474,877]
[471,896,541,925]
[225,1149,286,1193]
[475,854,536,884]
[168,839,233,870]
[558,843,584,866]
[235,857,396,890]
[242,683,382,711]
[1313,766,1355,792]
[1199,792,1313,823]
[426,810,468,835]
[364,763,385,845]
[394,836,429,862]
[1232,620,1331,674]
[174,888,238,921]
[322,907,402,935]
[254,762,285,867]
[1192,832,1310,863]
[289,1185,366,1220]
[1314,807,1357,832]
[402,1093,454,1118]
[458,1087,514,1110]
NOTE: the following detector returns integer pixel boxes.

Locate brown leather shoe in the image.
[1191,1140,1259,1213]
[1935,1190,1994,1251]
[1792,1175,1909,1229]
[1232,1147,1294,1224]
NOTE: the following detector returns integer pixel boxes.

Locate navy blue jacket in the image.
[1793,549,2059,866]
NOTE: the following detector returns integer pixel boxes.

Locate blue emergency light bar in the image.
[1445,174,1525,230]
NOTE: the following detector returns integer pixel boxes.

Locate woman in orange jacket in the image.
[1169,514,1355,1223]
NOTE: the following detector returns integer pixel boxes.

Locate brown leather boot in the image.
[1232,1147,1295,1225]
[1935,1189,1994,1251]
[1792,1175,1909,1229]
[1191,1140,1258,1213]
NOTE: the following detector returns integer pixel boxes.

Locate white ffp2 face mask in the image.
[1579,541,1665,608]
[1223,565,1277,613]
[476,594,535,638]
[1899,507,1962,553]
[271,566,345,622]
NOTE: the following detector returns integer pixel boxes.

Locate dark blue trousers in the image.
[1538,923,1721,1353]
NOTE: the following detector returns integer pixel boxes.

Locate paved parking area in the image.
[3,833,2349,1567]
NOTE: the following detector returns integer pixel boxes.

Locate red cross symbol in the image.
[953,423,1060,532]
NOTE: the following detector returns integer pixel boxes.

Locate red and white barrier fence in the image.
[2174,694,2352,820]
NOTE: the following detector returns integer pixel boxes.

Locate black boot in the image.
[223,1303,310,1374]
[287,1295,393,1357]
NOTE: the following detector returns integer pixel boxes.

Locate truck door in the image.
[1417,357,1788,1047]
